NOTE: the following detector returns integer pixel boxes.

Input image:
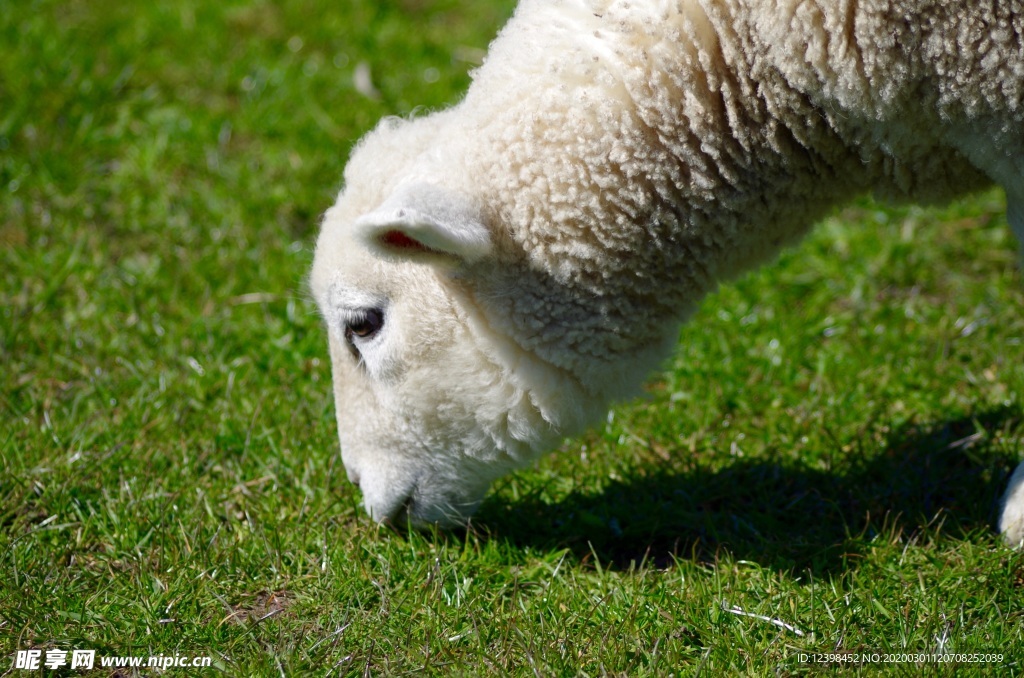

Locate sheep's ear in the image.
[354,182,492,265]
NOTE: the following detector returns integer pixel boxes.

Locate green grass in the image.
[2,0,1023,675]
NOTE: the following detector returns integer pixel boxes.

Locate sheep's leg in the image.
[1008,190,1024,262]
[999,460,1024,547]
[1000,187,1024,547]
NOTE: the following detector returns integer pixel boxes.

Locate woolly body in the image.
[311,0,1024,541]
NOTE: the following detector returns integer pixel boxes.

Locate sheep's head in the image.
[311,179,583,527]
[310,102,684,528]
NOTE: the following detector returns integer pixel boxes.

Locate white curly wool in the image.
[311,0,1024,541]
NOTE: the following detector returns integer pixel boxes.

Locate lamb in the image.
[310,0,1024,545]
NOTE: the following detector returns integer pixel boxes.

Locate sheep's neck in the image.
[456,0,992,398]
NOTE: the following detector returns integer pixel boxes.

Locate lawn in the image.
[2,0,1022,675]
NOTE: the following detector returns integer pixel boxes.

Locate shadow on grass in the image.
[473,408,1023,575]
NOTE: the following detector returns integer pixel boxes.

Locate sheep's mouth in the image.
[380,489,482,530]
[385,494,415,530]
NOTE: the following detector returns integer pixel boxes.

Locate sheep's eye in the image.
[344,308,384,343]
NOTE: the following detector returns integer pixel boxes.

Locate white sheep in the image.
[311,0,1024,544]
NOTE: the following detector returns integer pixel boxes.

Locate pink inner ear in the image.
[381,229,432,253]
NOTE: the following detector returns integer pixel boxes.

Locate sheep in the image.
[310,0,1024,545]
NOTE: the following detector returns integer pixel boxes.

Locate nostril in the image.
[388,494,415,528]
[346,467,361,488]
